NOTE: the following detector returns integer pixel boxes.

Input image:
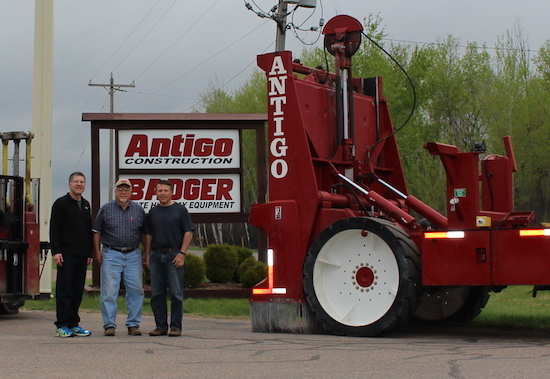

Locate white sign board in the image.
[118,129,240,169]
[124,174,241,213]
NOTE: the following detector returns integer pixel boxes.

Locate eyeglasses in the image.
[116,188,131,192]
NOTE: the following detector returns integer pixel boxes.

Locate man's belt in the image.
[153,247,180,253]
[105,245,139,253]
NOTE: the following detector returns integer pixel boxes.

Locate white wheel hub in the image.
[312,228,400,326]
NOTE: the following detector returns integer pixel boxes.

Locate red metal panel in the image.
[257,52,321,255]
[0,261,6,293]
[481,155,513,212]
[24,212,40,296]
[493,229,550,285]
[249,201,306,301]
[422,230,491,285]
[445,154,481,229]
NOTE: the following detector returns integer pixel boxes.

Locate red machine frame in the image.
[249,15,550,336]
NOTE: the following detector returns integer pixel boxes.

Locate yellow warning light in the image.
[476,216,492,227]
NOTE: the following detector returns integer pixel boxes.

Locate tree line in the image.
[196,14,550,246]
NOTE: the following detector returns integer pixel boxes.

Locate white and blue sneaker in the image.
[55,326,75,338]
[71,326,92,337]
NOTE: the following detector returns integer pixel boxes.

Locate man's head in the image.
[115,178,132,204]
[155,180,174,206]
[68,172,86,199]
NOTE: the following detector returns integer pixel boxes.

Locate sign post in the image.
[83,113,267,286]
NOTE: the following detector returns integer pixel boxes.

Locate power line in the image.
[110,0,179,74]
[89,0,163,81]
[133,0,221,82]
[179,40,276,113]
[125,90,197,101]
[119,20,270,112]
[383,37,542,54]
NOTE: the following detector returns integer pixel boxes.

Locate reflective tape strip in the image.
[519,229,550,237]
[252,248,287,295]
[424,231,465,239]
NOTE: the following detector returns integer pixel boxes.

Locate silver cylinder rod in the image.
[376,177,407,199]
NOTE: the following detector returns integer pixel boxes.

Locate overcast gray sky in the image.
[1,0,549,203]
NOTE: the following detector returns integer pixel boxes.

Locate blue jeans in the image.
[100,247,144,329]
[149,249,185,331]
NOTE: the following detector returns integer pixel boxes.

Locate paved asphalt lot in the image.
[1,310,550,378]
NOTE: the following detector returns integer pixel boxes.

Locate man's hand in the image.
[53,253,64,267]
[95,251,103,265]
[172,253,185,268]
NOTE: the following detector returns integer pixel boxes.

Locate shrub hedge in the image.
[203,244,239,283]
[184,252,206,289]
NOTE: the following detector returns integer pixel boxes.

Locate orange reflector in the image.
[519,229,550,237]
[424,231,465,239]
[252,248,287,295]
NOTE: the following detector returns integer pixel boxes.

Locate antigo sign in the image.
[119,129,240,169]
[118,129,241,213]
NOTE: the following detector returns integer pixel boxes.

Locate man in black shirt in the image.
[144,180,195,337]
[50,172,93,337]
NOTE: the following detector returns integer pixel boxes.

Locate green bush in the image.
[238,257,267,288]
[203,244,239,283]
[233,246,253,282]
[184,253,206,289]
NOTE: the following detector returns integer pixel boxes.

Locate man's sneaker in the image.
[71,326,92,337]
[168,328,181,337]
[128,326,142,336]
[104,327,116,336]
[148,328,167,336]
[55,327,74,338]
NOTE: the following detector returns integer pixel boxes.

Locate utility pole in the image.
[275,0,289,52]
[88,73,135,113]
[88,74,135,199]
[246,0,318,52]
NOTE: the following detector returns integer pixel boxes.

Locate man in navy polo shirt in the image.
[144,179,195,337]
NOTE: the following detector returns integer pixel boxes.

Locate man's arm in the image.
[93,232,103,265]
[49,199,65,266]
[143,234,152,267]
[173,230,193,268]
[179,230,193,254]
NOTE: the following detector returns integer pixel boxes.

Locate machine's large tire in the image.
[413,286,490,323]
[303,217,421,337]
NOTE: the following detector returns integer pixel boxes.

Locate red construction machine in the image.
[0,131,44,314]
[249,15,550,336]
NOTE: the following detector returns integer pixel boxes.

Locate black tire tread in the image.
[303,217,421,336]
